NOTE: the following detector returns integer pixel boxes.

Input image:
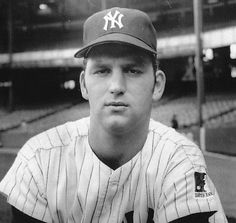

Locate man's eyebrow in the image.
[91,61,109,67]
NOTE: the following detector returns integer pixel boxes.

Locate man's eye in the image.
[94,69,110,75]
[126,68,142,75]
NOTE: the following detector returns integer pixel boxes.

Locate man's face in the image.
[80,44,165,134]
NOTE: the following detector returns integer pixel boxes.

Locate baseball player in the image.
[0,7,228,223]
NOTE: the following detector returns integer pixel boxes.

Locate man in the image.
[0,7,228,223]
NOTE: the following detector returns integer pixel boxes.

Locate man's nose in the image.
[108,70,126,95]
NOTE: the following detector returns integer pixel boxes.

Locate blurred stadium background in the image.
[0,0,236,222]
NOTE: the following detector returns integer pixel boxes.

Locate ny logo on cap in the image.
[103,10,124,31]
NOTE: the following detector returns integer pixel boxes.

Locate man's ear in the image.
[152,70,166,102]
[80,70,89,100]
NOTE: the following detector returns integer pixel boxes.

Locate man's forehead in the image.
[89,56,144,66]
[88,55,151,68]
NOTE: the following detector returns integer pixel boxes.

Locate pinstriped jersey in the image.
[0,117,227,223]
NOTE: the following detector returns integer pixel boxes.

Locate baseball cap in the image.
[74,7,157,58]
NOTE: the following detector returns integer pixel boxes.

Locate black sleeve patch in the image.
[194,172,214,198]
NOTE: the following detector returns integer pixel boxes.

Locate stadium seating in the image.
[152,93,236,128]
[0,101,73,132]
[0,93,235,134]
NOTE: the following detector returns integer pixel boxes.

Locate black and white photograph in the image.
[0,0,236,222]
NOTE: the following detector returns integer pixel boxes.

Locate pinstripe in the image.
[163,203,168,222]
[144,139,155,212]
[184,173,191,215]
[163,192,169,222]
[78,139,86,183]
[19,152,30,161]
[91,161,101,221]
[116,167,124,223]
[42,202,48,221]
[155,129,169,138]
[22,176,33,212]
[133,151,142,210]
[153,139,166,206]
[82,161,94,223]
[182,147,202,168]
[73,136,77,156]
[14,165,27,207]
[76,194,83,214]
[165,152,173,174]
[8,161,23,200]
[76,144,86,212]
[74,196,82,217]
[30,154,44,187]
[26,141,34,151]
[31,190,39,216]
[145,161,151,209]
[65,155,68,217]
[55,147,63,223]
[46,130,54,147]
[80,151,94,223]
[151,130,155,153]
[65,124,72,140]
[165,144,182,162]
[128,159,133,204]
[56,127,65,146]
[75,137,86,216]
[98,177,110,222]
[36,158,44,179]
[84,161,94,208]
[27,168,42,198]
[206,198,211,211]
[45,149,52,195]
[71,213,76,223]
[173,183,180,218]
[196,198,202,212]
[75,125,80,136]
[27,142,34,150]
[154,139,168,181]
[165,157,190,178]
[146,131,156,208]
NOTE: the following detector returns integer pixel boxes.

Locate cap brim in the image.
[74,33,157,58]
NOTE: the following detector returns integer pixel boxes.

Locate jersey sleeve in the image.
[0,142,52,222]
[154,144,228,223]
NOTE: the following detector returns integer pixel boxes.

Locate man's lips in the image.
[105,102,128,107]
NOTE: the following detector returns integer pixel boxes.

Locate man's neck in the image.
[88,122,149,170]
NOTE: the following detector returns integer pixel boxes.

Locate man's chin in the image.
[104,116,132,134]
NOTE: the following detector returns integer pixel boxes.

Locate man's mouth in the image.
[106,102,128,107]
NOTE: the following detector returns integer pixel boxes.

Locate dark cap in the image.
[74,7,157,58]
